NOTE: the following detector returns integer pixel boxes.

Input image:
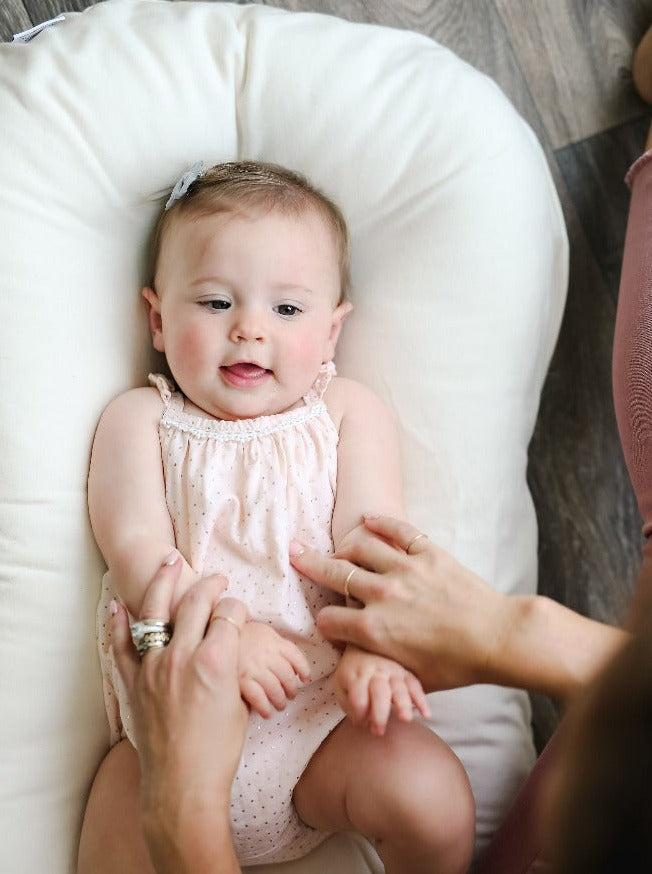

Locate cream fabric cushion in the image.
[0,1,568,871]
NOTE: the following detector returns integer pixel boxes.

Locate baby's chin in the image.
[184,394,303,422]
[217,399,305,420]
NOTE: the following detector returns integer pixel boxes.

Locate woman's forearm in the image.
[144,802,241,874]
[487,594,628,699]
[105,566,247,874]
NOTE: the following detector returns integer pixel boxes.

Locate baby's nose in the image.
[229,307,266,343]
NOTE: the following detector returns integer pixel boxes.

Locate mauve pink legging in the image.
[477,150,652,874]
[613,149,652,621]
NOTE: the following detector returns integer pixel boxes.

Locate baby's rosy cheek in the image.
[292,335,323,366]
[177,325,208,358]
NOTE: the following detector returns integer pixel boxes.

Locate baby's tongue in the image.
[225,363,268,377]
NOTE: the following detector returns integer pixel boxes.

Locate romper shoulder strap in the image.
[148,373,184,414]
[302,361,336,405]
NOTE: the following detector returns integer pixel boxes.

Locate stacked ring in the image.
[130,619,172,655]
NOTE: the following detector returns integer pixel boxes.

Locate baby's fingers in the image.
[340,674,370,724]
[257,670,288,712]
[406,673,432,720]
[240,669,291,717]
[273,658,306,700]
[389,676,415,723]
[368,676,392,736]
[279,639,311,683]
[240,677,274,719]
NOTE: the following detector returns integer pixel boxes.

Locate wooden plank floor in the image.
[4,0,652,744]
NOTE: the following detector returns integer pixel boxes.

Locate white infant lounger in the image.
[0,2,567,872]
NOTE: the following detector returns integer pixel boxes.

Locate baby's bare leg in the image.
[77,740,155,874]
[294,716,475,874]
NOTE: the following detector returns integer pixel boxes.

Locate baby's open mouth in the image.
[220,363,272,386]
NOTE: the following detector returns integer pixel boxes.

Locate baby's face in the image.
[146,207,350,420]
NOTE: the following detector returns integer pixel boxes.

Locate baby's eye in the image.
[274,303,302,318]
[202,299,231,311]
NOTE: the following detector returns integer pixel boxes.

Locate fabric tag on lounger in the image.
[13,16,66,43]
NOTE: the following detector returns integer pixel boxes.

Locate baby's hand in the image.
[238,621,311,718]
[334,646,431,736]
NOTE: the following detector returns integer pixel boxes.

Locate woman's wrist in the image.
[484,594,559,692]
[486,594,628,699]
[143,793,239,874]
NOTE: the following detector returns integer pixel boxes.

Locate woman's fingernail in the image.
[363,513,380,520]
[109,599,118,616]
[289,540,305,556]
[162,549,180,566]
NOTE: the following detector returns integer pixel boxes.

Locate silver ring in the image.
[131,619,172,655]
[405,532,427,554]
[343,568,356,600]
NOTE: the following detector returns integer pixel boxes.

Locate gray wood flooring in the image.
[4,0,652,746]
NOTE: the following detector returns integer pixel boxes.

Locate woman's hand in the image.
[291,515,507,692]
[110,555,248,874]
[291,515,627,699]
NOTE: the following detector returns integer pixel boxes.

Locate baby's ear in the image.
[324,300,353,360]
[142,286,165,352]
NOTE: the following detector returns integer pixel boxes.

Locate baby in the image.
[89,161,475,873]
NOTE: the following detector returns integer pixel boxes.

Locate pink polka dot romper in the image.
[96,362,345,865]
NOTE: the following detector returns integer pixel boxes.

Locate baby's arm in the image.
[88,387,198,617]
[326,378,430,733]
[327,377,404,548]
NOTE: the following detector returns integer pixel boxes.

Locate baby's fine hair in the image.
[150,160,351,302]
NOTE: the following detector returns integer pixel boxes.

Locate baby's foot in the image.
[633,25,652,104]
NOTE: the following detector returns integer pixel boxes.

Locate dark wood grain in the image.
[0,0,31,41]
[22,0,95,22]
[496,0,652,148]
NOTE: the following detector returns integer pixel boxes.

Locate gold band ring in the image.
[138,631,172,655]
[210,613,241,633]
[343,568,356,600]
[130,619,172,656]
[405,532,427,554]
